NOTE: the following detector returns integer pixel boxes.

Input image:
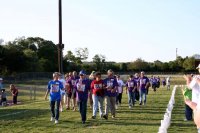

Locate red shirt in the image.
[91,80,104,96]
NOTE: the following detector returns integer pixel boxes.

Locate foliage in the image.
[0,37,198,75]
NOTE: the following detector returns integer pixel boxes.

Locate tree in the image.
[92,54,106,72]
[23,49,38,72]
[128,58,149,71]
[183,57,195,71]
[119,63,128,72]
[75,48,89,62]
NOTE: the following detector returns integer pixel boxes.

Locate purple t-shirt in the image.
[75,78,90,101]
[104,77,118,97]
[126,80,136,92]
[151,78,157,85]
[138,76,149,90]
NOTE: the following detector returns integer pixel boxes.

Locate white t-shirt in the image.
[117,79,124,93]
[189,75,200,104]
[166,77,170,85]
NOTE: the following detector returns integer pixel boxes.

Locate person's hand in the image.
[185,99,191,105]
[111,89,115,93]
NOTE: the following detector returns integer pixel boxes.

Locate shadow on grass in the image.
[0,109,49,121]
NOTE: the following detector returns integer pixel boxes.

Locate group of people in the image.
[149,76,171,92]
[183,64,200,132]
[0,78,19,106]
[45,70,153,124]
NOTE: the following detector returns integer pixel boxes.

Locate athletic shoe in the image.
[55,120,59,124]
[112,115,115,119]
[50,117,54,122]
[91,116,96,119]
[103,115,108,120]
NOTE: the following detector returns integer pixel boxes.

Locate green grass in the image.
[0,77,197,133]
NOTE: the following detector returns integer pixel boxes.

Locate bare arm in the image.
[44,89,50,100]
[185,100,197,110]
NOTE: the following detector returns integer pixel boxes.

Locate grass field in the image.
[0,77,197,133]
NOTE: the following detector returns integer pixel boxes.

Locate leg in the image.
[50,101,55,118]
[143,89,147,105]
[104,96,110,116]
[55,99,60,120]
[133,92,135,105]
[185,104,193,120]
[80,100,87,123]
[139,90,142,105]
[92,94,98,117]
[98,96,104,117]
[110,97,116,117]
[128,91,132,106]
[119,93,122,105]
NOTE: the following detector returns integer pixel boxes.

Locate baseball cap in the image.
[79,70,86,75]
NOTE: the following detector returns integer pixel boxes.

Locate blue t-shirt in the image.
[104,77,118,97]
[47,80,64,101]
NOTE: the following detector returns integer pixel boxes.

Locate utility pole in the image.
[57,0,64,73]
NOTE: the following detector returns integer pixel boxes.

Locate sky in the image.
[0,0,200,62]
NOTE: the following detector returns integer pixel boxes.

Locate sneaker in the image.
[66,107,70,110]
[55,120,59,124]
[73,107,76,111]
[139,102,142,105]
[115,105,118,109]
[91,116,96,119]
[103,115,108,120]
[129,106,132,109]
[60,108,63,112]
[82,121,85,124]
[50,117,54,122]
[112,115,115,119]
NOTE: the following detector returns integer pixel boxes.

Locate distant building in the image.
[193,54,200,67]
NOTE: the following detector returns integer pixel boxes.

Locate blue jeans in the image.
[128,91,135,106]
[78,100,87,122]
[92,94,104,117]
[50,100,60,120]
[139,89,147,104]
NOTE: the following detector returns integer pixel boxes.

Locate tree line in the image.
[0,37,196,75]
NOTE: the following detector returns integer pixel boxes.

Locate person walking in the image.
[126,75,136,109]
[44,72,64,124]
[103,69,118,119]
[91,72,105,119]
[75,70,90,124]
[138,71,149,105]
